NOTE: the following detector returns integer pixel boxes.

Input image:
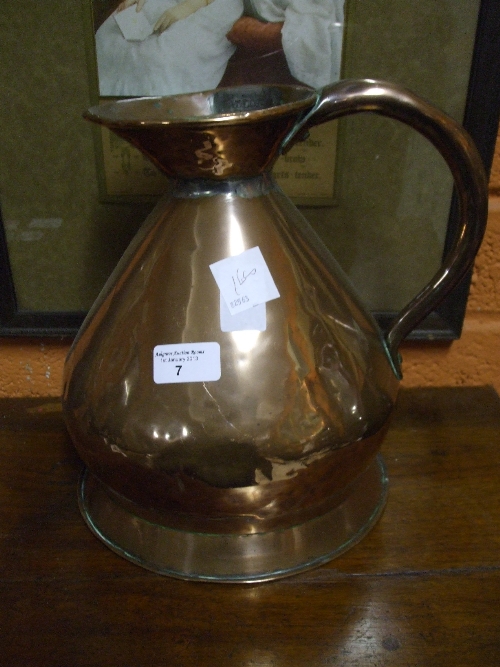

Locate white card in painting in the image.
[209,246,279,316]
[114,6,153,41]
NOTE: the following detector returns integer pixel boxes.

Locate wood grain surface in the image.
[1,387,500,666]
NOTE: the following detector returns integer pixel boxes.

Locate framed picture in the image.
[1,0,499,338]
[91,0,343,204]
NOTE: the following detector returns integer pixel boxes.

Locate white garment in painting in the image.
[245,0,344,88]
[96,0,243,97]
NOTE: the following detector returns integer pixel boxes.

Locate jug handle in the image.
[281,79,488,369]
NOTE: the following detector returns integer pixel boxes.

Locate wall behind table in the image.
[1,185,500,398]
[489,135,500,195]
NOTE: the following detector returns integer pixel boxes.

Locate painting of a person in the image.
[95,0,244,96]
[95,0,344,97]
[222,0,345,88]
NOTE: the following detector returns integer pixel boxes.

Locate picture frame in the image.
[89,0,342,205]
[1,0,499,338]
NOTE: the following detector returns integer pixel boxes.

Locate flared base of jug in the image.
[78,456,388,583]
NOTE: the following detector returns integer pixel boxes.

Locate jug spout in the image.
[84,85,318,180]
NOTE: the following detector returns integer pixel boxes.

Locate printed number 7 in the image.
[176,365,182,376]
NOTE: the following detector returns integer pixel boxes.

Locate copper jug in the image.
[63,80,487,582]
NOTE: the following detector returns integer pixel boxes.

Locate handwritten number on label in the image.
[229,295,250,309]
[209,247,280,316]
[232,268,257,296]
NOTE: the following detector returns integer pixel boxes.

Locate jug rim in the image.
[85,84,318,129]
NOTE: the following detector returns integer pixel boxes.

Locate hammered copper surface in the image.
[64,176,397,534]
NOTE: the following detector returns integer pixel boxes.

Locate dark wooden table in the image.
[1,387,500,666]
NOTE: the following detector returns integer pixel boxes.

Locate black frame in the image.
[1,0,500,339]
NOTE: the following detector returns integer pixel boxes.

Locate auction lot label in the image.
[153,342,221,384]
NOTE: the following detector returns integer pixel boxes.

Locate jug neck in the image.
[170,173,276,200]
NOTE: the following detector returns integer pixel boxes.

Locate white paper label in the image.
[114,6,153,41]
[153,343,221,384]
[220,295,266,332]
[209,247,280,316]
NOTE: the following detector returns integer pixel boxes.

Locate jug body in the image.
[63,174,399,537]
